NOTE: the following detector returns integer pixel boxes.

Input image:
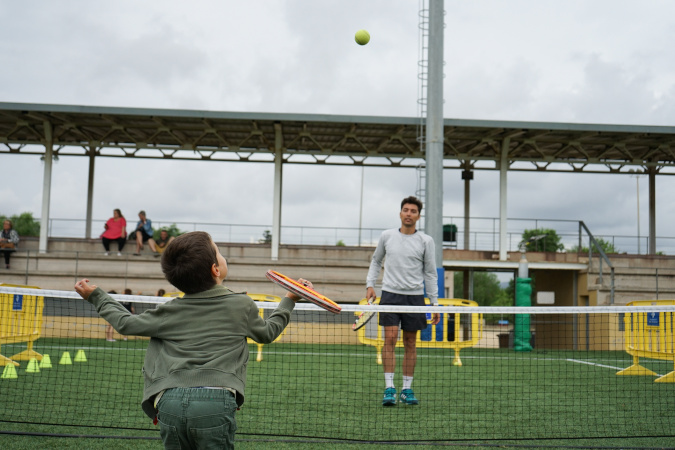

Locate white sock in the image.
[402,375,413,390]
[384,372,395,389]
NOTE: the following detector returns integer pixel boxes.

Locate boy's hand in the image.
[284,278,313,302]
[75,279,97,300]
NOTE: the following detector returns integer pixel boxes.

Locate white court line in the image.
[3,343,146,352]
[3,342,646,367]
[566,358,647,373]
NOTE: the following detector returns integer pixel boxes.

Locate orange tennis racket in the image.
[265,270,342,314]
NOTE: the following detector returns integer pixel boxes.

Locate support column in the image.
[648,168,656,255]
[426,0,445,295]
[85,146,96,239]
[462,162,472,300]
[39,121,53,254]
[271,123,283,261]
[498,138,510,261]
[462,162,472,250]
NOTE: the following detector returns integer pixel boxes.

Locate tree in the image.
[259,230,272,244]
[569,238,619,254]
[454,271,512,324]
[153,223,186,241]
[453,272,507,306]
[0,212,40,237]
[521,228,564,252]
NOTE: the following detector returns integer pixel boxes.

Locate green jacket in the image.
[86,284,295,418]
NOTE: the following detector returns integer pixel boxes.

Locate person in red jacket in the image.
[101,209,127,256]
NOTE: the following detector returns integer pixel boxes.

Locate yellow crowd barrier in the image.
[617,300,675,383]
[165,292,285,362]
[0,284,44,366]
[354,298,483,366]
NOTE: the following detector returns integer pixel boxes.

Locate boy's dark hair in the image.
[161,231,218,294]
[401,195,423,213]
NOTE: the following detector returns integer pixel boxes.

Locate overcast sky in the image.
[2,0,675,252]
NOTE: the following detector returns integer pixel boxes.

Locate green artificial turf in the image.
[1,339,674,446]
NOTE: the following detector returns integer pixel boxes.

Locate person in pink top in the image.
[101,209,127,256]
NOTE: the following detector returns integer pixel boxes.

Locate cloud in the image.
[3,1,675,254]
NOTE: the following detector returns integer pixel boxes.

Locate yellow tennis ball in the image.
[355,29,370,45]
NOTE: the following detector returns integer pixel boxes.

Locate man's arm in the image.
[365,234,386,300]
[423,237,439,305]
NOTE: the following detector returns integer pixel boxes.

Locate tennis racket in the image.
[265,270,342,314]
[352,298,376,331]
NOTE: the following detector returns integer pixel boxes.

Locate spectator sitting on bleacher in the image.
[133,210,158,256]
[0,219,19,269]
[101,209,127,256]
[155,229,175,254]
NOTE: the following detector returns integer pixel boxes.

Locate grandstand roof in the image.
[2,102,675,174]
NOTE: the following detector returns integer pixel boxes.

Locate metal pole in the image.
[271,123,283,261]
[39,121,53,254]
[572,271,578,351]
[85,146,96,239]
[635,175,641,254]
[498,138,510,261]
[425,0,444,272]
[358,165,364,246]
[463,163,471,250]
[648,168,656,255]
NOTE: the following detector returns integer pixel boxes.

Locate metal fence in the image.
[40,216,674,255]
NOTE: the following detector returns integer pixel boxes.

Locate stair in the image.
[584,254,675,304]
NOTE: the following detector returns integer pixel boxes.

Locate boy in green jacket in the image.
[75,231,306,449]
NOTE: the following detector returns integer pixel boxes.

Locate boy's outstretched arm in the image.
[248,277,311,344]
[75,279,98,300]
[75,278,161,338]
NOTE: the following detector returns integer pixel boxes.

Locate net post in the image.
[514,278,533,352]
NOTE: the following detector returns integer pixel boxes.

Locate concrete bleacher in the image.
[0,237,374,301]
[3,237,675,306]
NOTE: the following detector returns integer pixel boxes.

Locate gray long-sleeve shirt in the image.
[366,228,438,305]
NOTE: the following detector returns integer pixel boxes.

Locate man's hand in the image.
[366,287,376,301]
[431,313,440,325]
[74,279,97,300]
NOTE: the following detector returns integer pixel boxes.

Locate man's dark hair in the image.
[161,231,218,294]
[401,196,423,213]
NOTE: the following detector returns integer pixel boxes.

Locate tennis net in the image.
[1,284,674,443]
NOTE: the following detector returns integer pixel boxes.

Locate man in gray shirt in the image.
[366,196,440,406]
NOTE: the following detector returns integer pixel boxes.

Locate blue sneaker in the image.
[399,389,419,405]
[382,387,397,406]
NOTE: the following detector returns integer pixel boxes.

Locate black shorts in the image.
[378,291,428,332]
[137,229,153,242]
